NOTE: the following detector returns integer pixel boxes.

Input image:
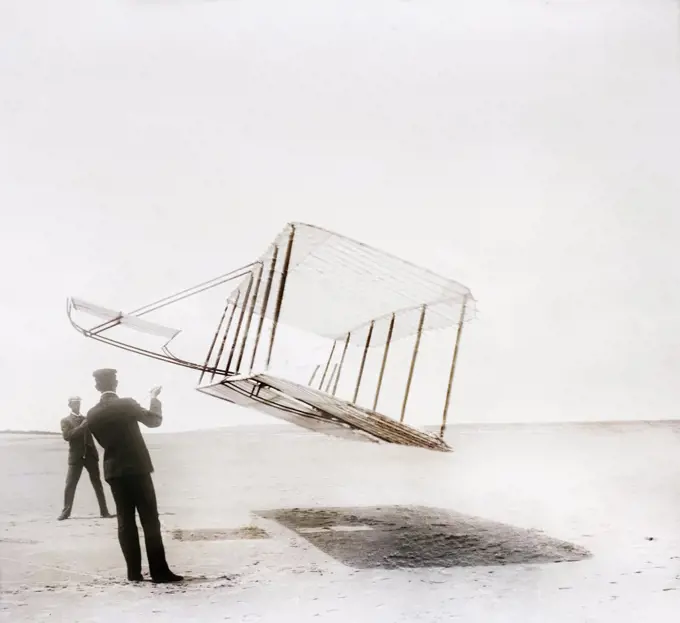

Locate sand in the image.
[2,422,680,621]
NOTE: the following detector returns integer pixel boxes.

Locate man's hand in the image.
[150,385,162,399]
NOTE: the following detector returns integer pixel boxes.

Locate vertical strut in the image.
[308,364,320,386]
[266,225,295,369]
[249,246,279,372]
[373,313,395,411]
[400,304,427,423]
[353,321,374,404]
[225,273,254,373]
[210,291,241,381]
[319,341,337,390]
[235,263,264,372]
[332,332,351,396]
[440,296,468,438]
[199,297,231,384]
[325,363,338,393]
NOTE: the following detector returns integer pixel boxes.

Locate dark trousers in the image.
[108,473,171,579]
[61,457,109,517]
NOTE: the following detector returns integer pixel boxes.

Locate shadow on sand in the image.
[256,505,591,570]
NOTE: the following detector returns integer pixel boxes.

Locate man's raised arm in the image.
[130,386,164,428]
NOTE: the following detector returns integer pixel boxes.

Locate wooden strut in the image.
[332,332,351,396]
[440,296,468,438]
[319,341,337,390]
[325,363,338,393]
[373,313,395,411]
[235,263,264,372]
[210,291,241,382]
[353,321,374,404]
[266,225,295,369]
[308,364,321,386]
[225,273,255,373]
[200,297,231,385]
[400,304,427,423]
[249,245,279,372]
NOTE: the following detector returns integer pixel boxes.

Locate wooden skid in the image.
[198,374,451,452]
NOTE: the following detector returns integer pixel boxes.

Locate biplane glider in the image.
[67,223,476,452]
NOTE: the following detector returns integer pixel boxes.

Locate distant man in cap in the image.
[58,395,114,521]
[86,368,183,584]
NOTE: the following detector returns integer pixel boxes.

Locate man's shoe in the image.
[101,511,116,519]
[57,513,69,521]
[127,572,145,582]
[151,571,184,584]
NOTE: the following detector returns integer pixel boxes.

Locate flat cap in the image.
[93,368,117,380]
[68,395,82,402]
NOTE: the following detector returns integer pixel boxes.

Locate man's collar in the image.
[100,391,118,400]
[69,410,82,417]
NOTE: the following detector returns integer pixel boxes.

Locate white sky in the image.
[1,0,680,432]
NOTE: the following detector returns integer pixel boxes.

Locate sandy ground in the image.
[2,422,680,621]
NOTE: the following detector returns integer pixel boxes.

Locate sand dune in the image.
[2,422,680,621]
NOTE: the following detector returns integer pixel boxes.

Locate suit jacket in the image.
[60,412,98,465]
[86,393,163,482]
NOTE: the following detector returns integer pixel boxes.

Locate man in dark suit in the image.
[86,368,183,584]
[58,396,113,521]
